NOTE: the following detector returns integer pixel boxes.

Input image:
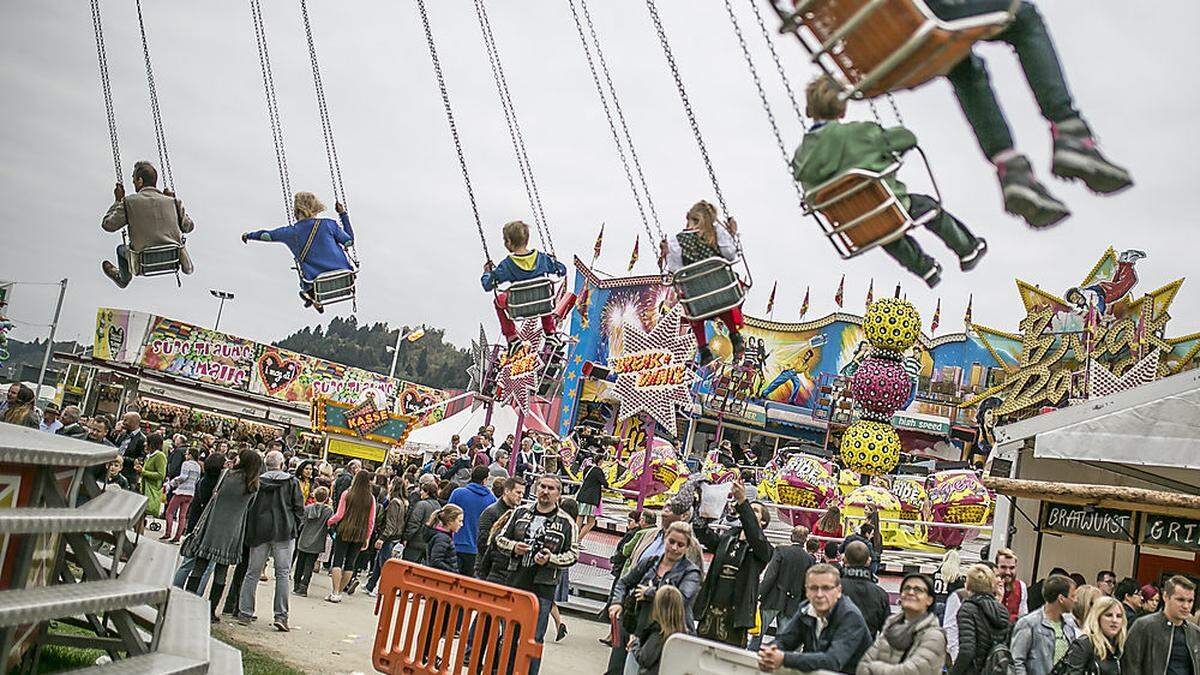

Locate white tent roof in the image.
[404,402,554,451]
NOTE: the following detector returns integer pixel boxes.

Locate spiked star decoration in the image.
[607,305,697,429]
[466,325,489,395]
[495,319,545,414]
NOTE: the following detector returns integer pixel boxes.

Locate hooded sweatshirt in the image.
[244,469,304,547]
[448,481,497,555]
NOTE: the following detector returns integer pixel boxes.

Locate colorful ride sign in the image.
[606,305,697,429]
[310,397,416,446]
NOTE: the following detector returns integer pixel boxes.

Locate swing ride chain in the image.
[722,0,805,208]
[566,0,656,251]
[249,0,293,224]
[578,0,663,241]
[90,0,122,183]
[643,0,730,219]
[135,0,175,191]
[743,0,807,131]
[473,0,554,257]
[415,0,491,264]
[300,0,347,209]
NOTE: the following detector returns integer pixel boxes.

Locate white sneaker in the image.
[330,593,342,603]
[367,590,377,598]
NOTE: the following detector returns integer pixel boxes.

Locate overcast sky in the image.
[2,1,1198,353]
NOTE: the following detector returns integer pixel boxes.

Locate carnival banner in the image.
[250,345,397,408]
[138,317,257,389]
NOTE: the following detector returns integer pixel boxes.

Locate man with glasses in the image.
[758,563,871,673]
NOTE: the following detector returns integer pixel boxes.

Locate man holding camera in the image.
[495,475,579,675]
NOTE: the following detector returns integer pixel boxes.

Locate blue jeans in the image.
[173,556,214,592]
[761,370,801,403]
[113,244,134,285]
[365,540,398,592]
[528,593,554,675]
[239,540,294,622]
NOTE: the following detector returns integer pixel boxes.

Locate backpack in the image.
[981,638,1013,675]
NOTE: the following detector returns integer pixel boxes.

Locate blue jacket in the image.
[448,481,497,554]
[480,250,566,291]
[247,212,355,282]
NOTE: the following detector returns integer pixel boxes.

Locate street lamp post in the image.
[210,290,235,331]
[386,328,425,379]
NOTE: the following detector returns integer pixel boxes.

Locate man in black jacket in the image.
[114,411,146,488]
[693,479,773,647]
[474,476,523,576]
[752,525,814,649]
[235,451,304,632]
[759,563,871,673]
[840,540,891,639]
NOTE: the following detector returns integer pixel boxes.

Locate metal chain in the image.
[744,0,807,131]
[722,0,805,209]
[579,0,663,241]
[90,0,122,183]
[885,91,906,127]
[472,0,554,256]
[643,0,729,218]
[249,0,293,223]
[565,0,655,248]
[136,0,175,190]
[415,0,491,263]
[300,0,347,208]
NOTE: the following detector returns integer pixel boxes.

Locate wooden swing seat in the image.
[805,162,937,259]
[672,257,747,322]
[773,0,1016,99]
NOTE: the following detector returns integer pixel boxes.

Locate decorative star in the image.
[606,304,697,430]
[467,325,490,410]
[495,319,545,414]
[573,355,583,364]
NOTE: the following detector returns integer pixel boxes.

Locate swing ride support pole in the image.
[34,279,67,402]
[508,408,526,475]
[635,415,656,511]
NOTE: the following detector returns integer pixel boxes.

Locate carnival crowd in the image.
[3,381,1200,674]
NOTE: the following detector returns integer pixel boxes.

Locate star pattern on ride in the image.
[607,304,697,429]
[466,324,489,407]
[495,319,545,414]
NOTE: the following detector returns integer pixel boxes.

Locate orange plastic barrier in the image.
[372,560,543,674]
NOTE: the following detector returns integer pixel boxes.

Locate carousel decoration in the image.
[606,305,698,430]
[764,452,840,527]
[611,438,690,507]
[466,324,490,406]
[839,298,922,476]
[927,468,993,547]
[495,319,546,414]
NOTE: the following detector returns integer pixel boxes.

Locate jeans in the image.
[939,1,1079,159]
[748,608,780,650]
[622,645,640,675]
[882,193,979,275]
[112,244,134,285]
[528,593,554,675]
[223,546,251,614]
[173,556,214,591]
[294,550,319,592]
[239,540,295,622]
[365,540,398,592]
[761,369,802,404]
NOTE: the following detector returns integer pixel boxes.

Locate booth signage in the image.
[1041,502,1135,543]
[891,413,951,436]
[1141,514,1200,552]
[326,436,385,463]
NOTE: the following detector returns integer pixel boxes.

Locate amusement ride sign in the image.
[607,305,697,429]
[495,319,546,414]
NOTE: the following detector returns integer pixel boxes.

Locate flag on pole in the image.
[964,294,973,327]
[931,298,941,332]
[627,235,639,272]
[592,223,605,261]
[865,279,874,307]
[834,275,845,308]
[577,282,591,329]
[766,281,777,315]
[799,286,810,319]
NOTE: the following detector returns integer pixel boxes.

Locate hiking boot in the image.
[997,154,1071,229]
[960,238,988,272]
[922,261,943,289]
[101,261,129,289]
[1051,118,1133,195]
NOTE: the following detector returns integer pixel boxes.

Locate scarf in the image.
[884,612,928,655]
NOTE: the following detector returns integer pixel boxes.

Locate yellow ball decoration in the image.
[839,419,901,476]
[863,298,921,352]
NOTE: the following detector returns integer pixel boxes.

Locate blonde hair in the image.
[1085,596,1127,661]
[651,584,686,638]
[685,201,719,247]
[1072,584,1103,628]
[502,220,530,251]
[806,76,846,120]
[940,548,963,584]
[293,191,326,221]
[965,563,998,594]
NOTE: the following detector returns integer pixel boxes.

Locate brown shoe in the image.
[101,261,129,289]
[273,619,289,632]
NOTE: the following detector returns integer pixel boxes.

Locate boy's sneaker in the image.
[959,239,988,272]
[997,154,1071,229]
[273,619,290,632]
[1051,118,1133,195]
[922,261,943,289]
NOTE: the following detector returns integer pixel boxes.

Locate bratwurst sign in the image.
[1040,502,1135,543]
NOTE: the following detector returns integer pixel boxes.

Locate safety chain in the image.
[473,0,554,256]
[136,0,175,190]
[90,0,122,183]
[643,0,730,218]
[579,0,663,241]
[415,0,491,263]
[566,0,655,249]
[723,0,805,208]
[744,0,807,131]
[249,0,293,224]
[300,0,347,209]
[885,92,906,127]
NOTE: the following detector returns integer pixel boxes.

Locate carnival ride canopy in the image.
[404,400,555,453]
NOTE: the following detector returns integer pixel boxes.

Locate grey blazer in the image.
[102,186,195,273]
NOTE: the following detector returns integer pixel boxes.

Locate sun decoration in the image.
[606,304,698,430]
[839,418,902,476]
[863,297,921,352]
[495,319,545,414]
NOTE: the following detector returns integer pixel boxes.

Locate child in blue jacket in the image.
[480,220,567,344]
[242,191,354,312]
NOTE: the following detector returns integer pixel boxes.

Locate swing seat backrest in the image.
[503,276,557,321]
[130,244,182,278]
[672,257,746,322]
[311,269,356,305]
[777,0,1015,99]
[804,163,919,258]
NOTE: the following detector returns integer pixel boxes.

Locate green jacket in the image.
[140,450,166,518]
[792,120,918,209]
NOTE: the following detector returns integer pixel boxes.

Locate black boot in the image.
[997,154,1070,229]
[1051,118,1133,195]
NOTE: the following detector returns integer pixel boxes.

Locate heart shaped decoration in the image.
[258,352,301,395]
[107,325,125,357]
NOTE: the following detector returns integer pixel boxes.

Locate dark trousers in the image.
[222,546,251,614]
[882,193,979,275]
[112,244,134,285]
[185,558,230,619]
[937,1,1079,159]
[456,552,476,578]
[365,540,398,592]
[294,550,319,592]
